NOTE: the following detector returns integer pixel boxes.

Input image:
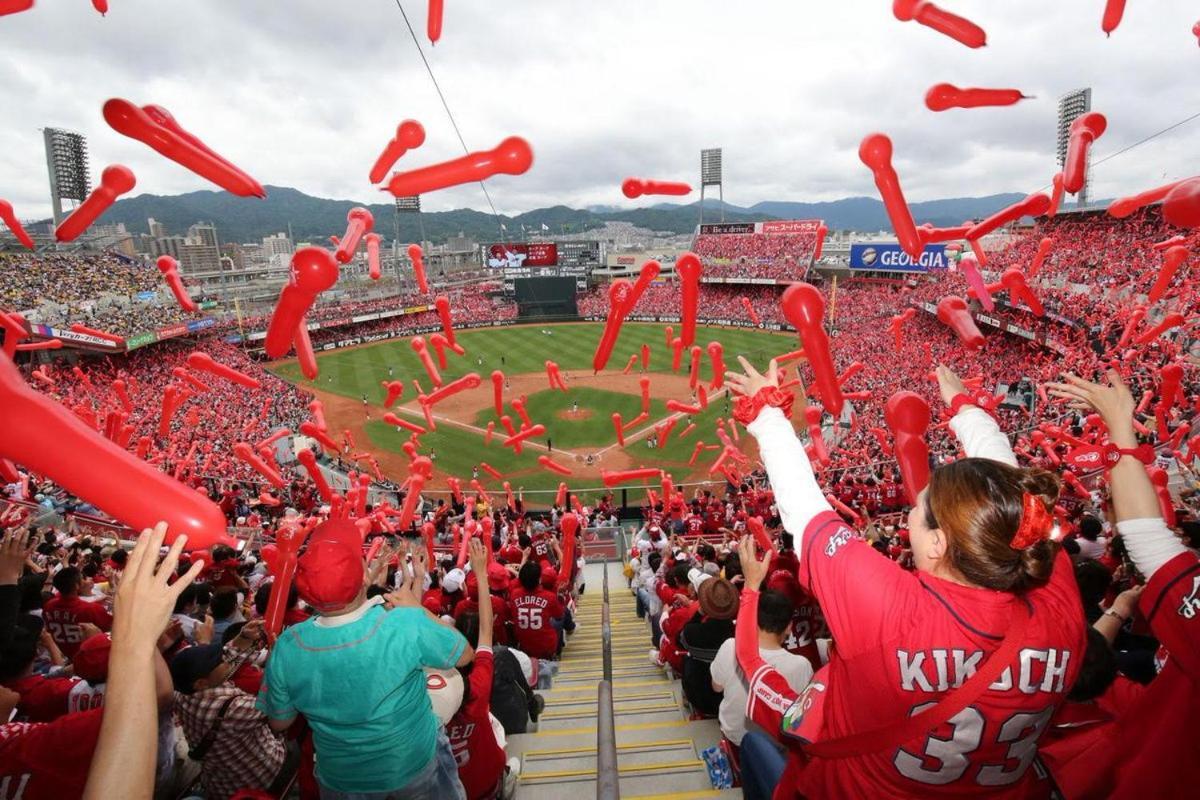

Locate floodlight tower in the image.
[43,127,91,227]
[1056,89,1093,207]
[699,148,723,226]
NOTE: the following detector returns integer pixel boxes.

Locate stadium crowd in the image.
[693,229,819,281]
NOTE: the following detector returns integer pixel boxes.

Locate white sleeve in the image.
[710,638,735,689]
[745,407,832,541]
[948,407,1017,467]
[1116,517,1190,580]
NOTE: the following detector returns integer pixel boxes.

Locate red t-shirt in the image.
[782,600,828,668]
[453,595,510,646]
[0,707,103,800]
[202,557,243,588]
[745,511,1085,799]
[4,675,79,723]
[447,647,506,800]
[508,588,563,659]
[41,595,112,659]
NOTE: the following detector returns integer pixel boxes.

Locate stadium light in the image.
[1056,89,1092,207]
[43,127,91,227]
[699,147,724,226]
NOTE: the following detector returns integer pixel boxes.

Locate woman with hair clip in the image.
[725,358,1086,799]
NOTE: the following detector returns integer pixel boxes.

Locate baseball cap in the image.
[442,568,466,593]
[73,633,112,684]
[540,565,558,589]
[295,538,364,613]
[487,562,510,593]
[169,644,224,694]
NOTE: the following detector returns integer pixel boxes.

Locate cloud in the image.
[1,0,1197,220]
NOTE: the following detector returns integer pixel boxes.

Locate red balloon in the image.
[1063,113,1107,194]
[612,412,626,447]
[893,0,987,48]
[385,136,532,197]
[1102,0,1126,35]
[707,341,726,389]
[1134,313,1186,346]
[427,0,444,43]
[92,0,107,16]
[1028,237,1053,278]
[103,100,263,198]
[884,391,932,504]
[511,396,532,428]
[434,295,458,348]
[859,133,923,260]
[262,521,309,641]
[624,260,661,315]
[383,412,426,436]
[299,420,341,453]
[0,350,227,549]
[408,244,429,293]
[545,360,566,392]
[381,380,405,408]
[55,165,136,242]
[369,120,426,184]
[688,345,703,391]
[264,247,339,358]
[640,343,650,371]
[334,207,374,264]
[745,516,773,552]
[924,83,1026,111]
[1148,467,1176,526]
[1162,177,1200,229]
[410,336,442,388]
[538,455,573,476]
[155,255,198,312]
[0,199,34,249]
[423,372,481,406]
[1149,246,1188,304]
[502,424,545,449]
[965,193,1052,241]
[805,406,829,465]
[591,280,633,371]
[664,325,674,348]
[490,370,504,416]
[670,336,685,372]
[959,254,994,312]
[936,296,986,349]
[999,268,1044,316]
[233,442,285,488]
[602,468,662,487]
[0,1,35,18]
[1047,172,1065,218]
[639,376,651,414]
[1108,179,1183,219]
[364,233,382,280]
[621,178,692,198]
[780,283,844,415]
[813,223,829,261]
[295,318,318,380]
[187,351,261,389]
[1117,307,1147,348]
[676,252,702,347]
[741,296,762,325]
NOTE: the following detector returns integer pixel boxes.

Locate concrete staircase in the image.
[508,562,739,800]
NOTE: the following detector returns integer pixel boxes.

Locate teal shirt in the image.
[256,602,467,793]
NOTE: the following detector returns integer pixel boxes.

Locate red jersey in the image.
[530,535,552,564]
[508,588,563,659]
[453,595,510,646]
[202,557,243,588]
[685,514,703,536]
[0,707,103,800]
[41,595,112,658]
[447,647,507,800]
[782,600,828,669]
[746,511,1085,799]
[3,675,78,722]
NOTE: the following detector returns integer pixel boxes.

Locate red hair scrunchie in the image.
[733,385,795,427]
[1010,492,1054,550]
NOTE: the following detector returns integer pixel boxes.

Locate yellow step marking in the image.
[521,759,706,781]
[539,701,678,720]
[521,738,694,758]
[625,791,731,800]
[546,691,673,707]
[531,718,691,737]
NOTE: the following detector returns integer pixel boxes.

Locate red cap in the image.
[74,633,112,684]
[540,565,558,589]
[295,536,364,612]
[487,562,509,592]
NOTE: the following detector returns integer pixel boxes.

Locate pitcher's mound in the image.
[557,409,593,421]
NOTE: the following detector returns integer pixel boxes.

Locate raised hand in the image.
[725,356,780,398]
[111,522,203,654]
[934,364,967,406]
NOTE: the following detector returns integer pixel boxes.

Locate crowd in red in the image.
[693,230,818,281]
[578,282,789,325]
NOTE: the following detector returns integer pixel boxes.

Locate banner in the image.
[31,324,124,352]
[699,223,755,235]
[761,220,821,234]
[486,242,558,268]
[849,243,949,272]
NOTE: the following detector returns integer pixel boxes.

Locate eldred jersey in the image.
[447,648,506,800]
[748,511,1085,799]
[508,589,563,659]
[41,596,112,659]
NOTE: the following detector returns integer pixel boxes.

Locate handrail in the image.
[596,560,620,800]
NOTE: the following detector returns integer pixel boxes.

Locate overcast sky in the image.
[1,1,1197,219]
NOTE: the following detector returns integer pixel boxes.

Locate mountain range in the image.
[95,186,1032,245]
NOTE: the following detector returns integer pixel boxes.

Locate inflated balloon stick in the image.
[671,337,685,372]
[707,341,726,389]
[423,373,481,406]
[1162,178,1200,229]
[664,325,674,348]
[410,336,442,387]
[1108,179,1186,219]
[55,165,135,242]
[233,442,285,488]
[364,233,382,280]
[813,223,829,261]
[804,406,830,465]
[639,376,651,414]
[186,351,261,389]
[676,252,702,347]
[884,391,931,504]
[624,259,661,316]
[557,513,579,591]
[640,343,650,371]
[893,0,987,48]
[1117,306,1147,348]
[103,99,263,198]
[612,412,626,446]
[398,457,433,531]
[1028,237,1053,278]
[1102,0,1127,36]
[539,455,573,476]
[434,295,461,350]
[264,247,339,358]
[0,351,227,549]
[621,354,637,375]
[621,178,692,198]
[262,520,310,641]
[427,0,444,44]
[1048,173,1065,218]
[0,1,34,18]
[958,252,993,311]
[0,199,34,249]
[491,370,504,415]
[859,133,923,260]
[688,346,703,391]
[1134,313,1186,346]
[502,424,545,450]
[936,296,985,349]
[781,283,844,415]
[385,412,427,437]
[1063,113,1107,194]
[925,83,1028,111]
[1148,247,1188,304]
[429,333,450,370]
[1155,363,1184,433]
[385,136,533,196]
[369,120,426,184]
[741,296,762,325]
[999,268,1044,316]
[408,243,429,292]
[966,194,1052,241]
[155,255,198,312]
[333,207,374,264]
[511,396,533,428]
[295,319,318,380]
[592,280,633,372]
[545,360,567,392]
[602,467,662,487]
[1148,467,1176,527]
